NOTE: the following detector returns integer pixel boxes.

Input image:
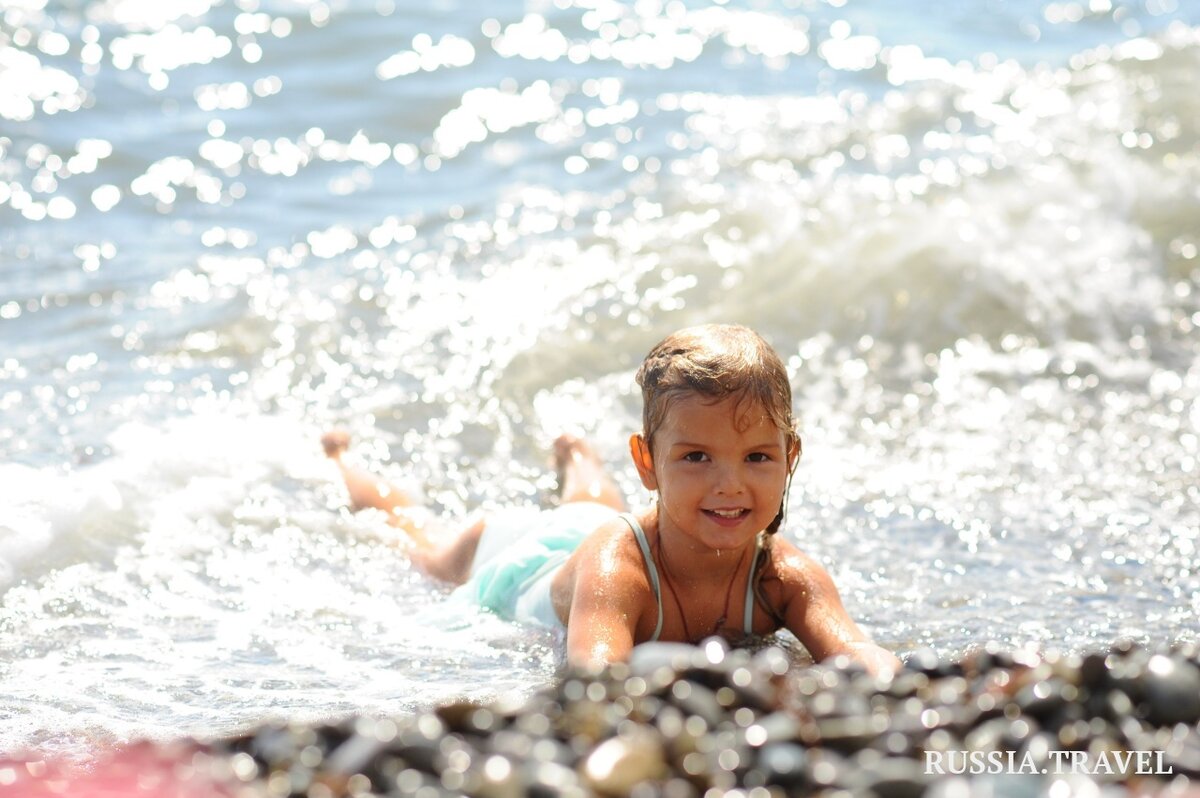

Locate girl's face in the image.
[632,392,797,553]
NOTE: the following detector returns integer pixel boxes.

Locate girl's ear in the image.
[629,433,658,490]
[787,434,802,472]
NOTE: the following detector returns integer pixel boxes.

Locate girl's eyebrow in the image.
[668,439,784,450]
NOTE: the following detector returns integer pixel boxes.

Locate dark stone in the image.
[814,714,889,752]
[1014,678,1069,721]
[1078,652,1109,689]
[436,700,497,734]
[1142,654,1200,726]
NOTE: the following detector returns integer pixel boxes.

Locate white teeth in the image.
[710,509,744,518]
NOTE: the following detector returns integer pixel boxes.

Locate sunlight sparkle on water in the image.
[376,34,475,80]
[492,9,709,69]
[818,23,881,71]
[130,156,223,208]
[0,48,82,121]
[89,0,219,30]
[110,25,233,75]
[434,84,559,159]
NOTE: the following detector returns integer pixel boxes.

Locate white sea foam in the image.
[0,413,554,760]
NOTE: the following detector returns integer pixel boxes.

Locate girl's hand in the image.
[776,544,901,678]
[838,641,903,678]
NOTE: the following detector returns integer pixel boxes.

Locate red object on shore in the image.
[0,744,239,798]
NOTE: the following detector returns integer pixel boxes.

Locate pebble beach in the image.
[6,640,1200,795]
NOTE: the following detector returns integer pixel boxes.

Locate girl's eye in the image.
[683,451,708,463]
[747,452,771,463]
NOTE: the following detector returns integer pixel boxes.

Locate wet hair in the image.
[634,323,802,535]
[635,324,802,631]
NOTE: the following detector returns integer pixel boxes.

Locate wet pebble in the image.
[581,729,667,795]
[1142,654,1200,726]
[754,741,807,787]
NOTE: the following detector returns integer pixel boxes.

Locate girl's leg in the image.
[322,430,436,548]
[423,437,626,585]
[323,430,480,583]
[322,430,417,514]
[323,431,626,585]
[408,515,486,584]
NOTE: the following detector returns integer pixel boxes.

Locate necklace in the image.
[656,533,750,644]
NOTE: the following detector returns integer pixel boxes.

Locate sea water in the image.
[1,0,1198,763]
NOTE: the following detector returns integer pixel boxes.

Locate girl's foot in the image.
[321,430,351,460]
[554,434,626,511]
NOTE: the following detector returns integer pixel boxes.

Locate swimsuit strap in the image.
[743,533,763,635]
[619,513,663,642]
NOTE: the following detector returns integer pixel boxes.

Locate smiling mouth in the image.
[704,508,750,520]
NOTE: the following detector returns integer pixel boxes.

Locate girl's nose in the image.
[713,463,746,494]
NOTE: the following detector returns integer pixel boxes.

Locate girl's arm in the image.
[563,532,647,668]
[778,548,902,677]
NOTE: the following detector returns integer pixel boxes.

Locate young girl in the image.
[325,324,899,675]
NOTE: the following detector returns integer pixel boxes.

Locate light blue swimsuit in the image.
[457,506,763,640]
[454,501,617,627]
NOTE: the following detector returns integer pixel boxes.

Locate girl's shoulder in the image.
[566,513,655,586]
[557,513,660,637]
